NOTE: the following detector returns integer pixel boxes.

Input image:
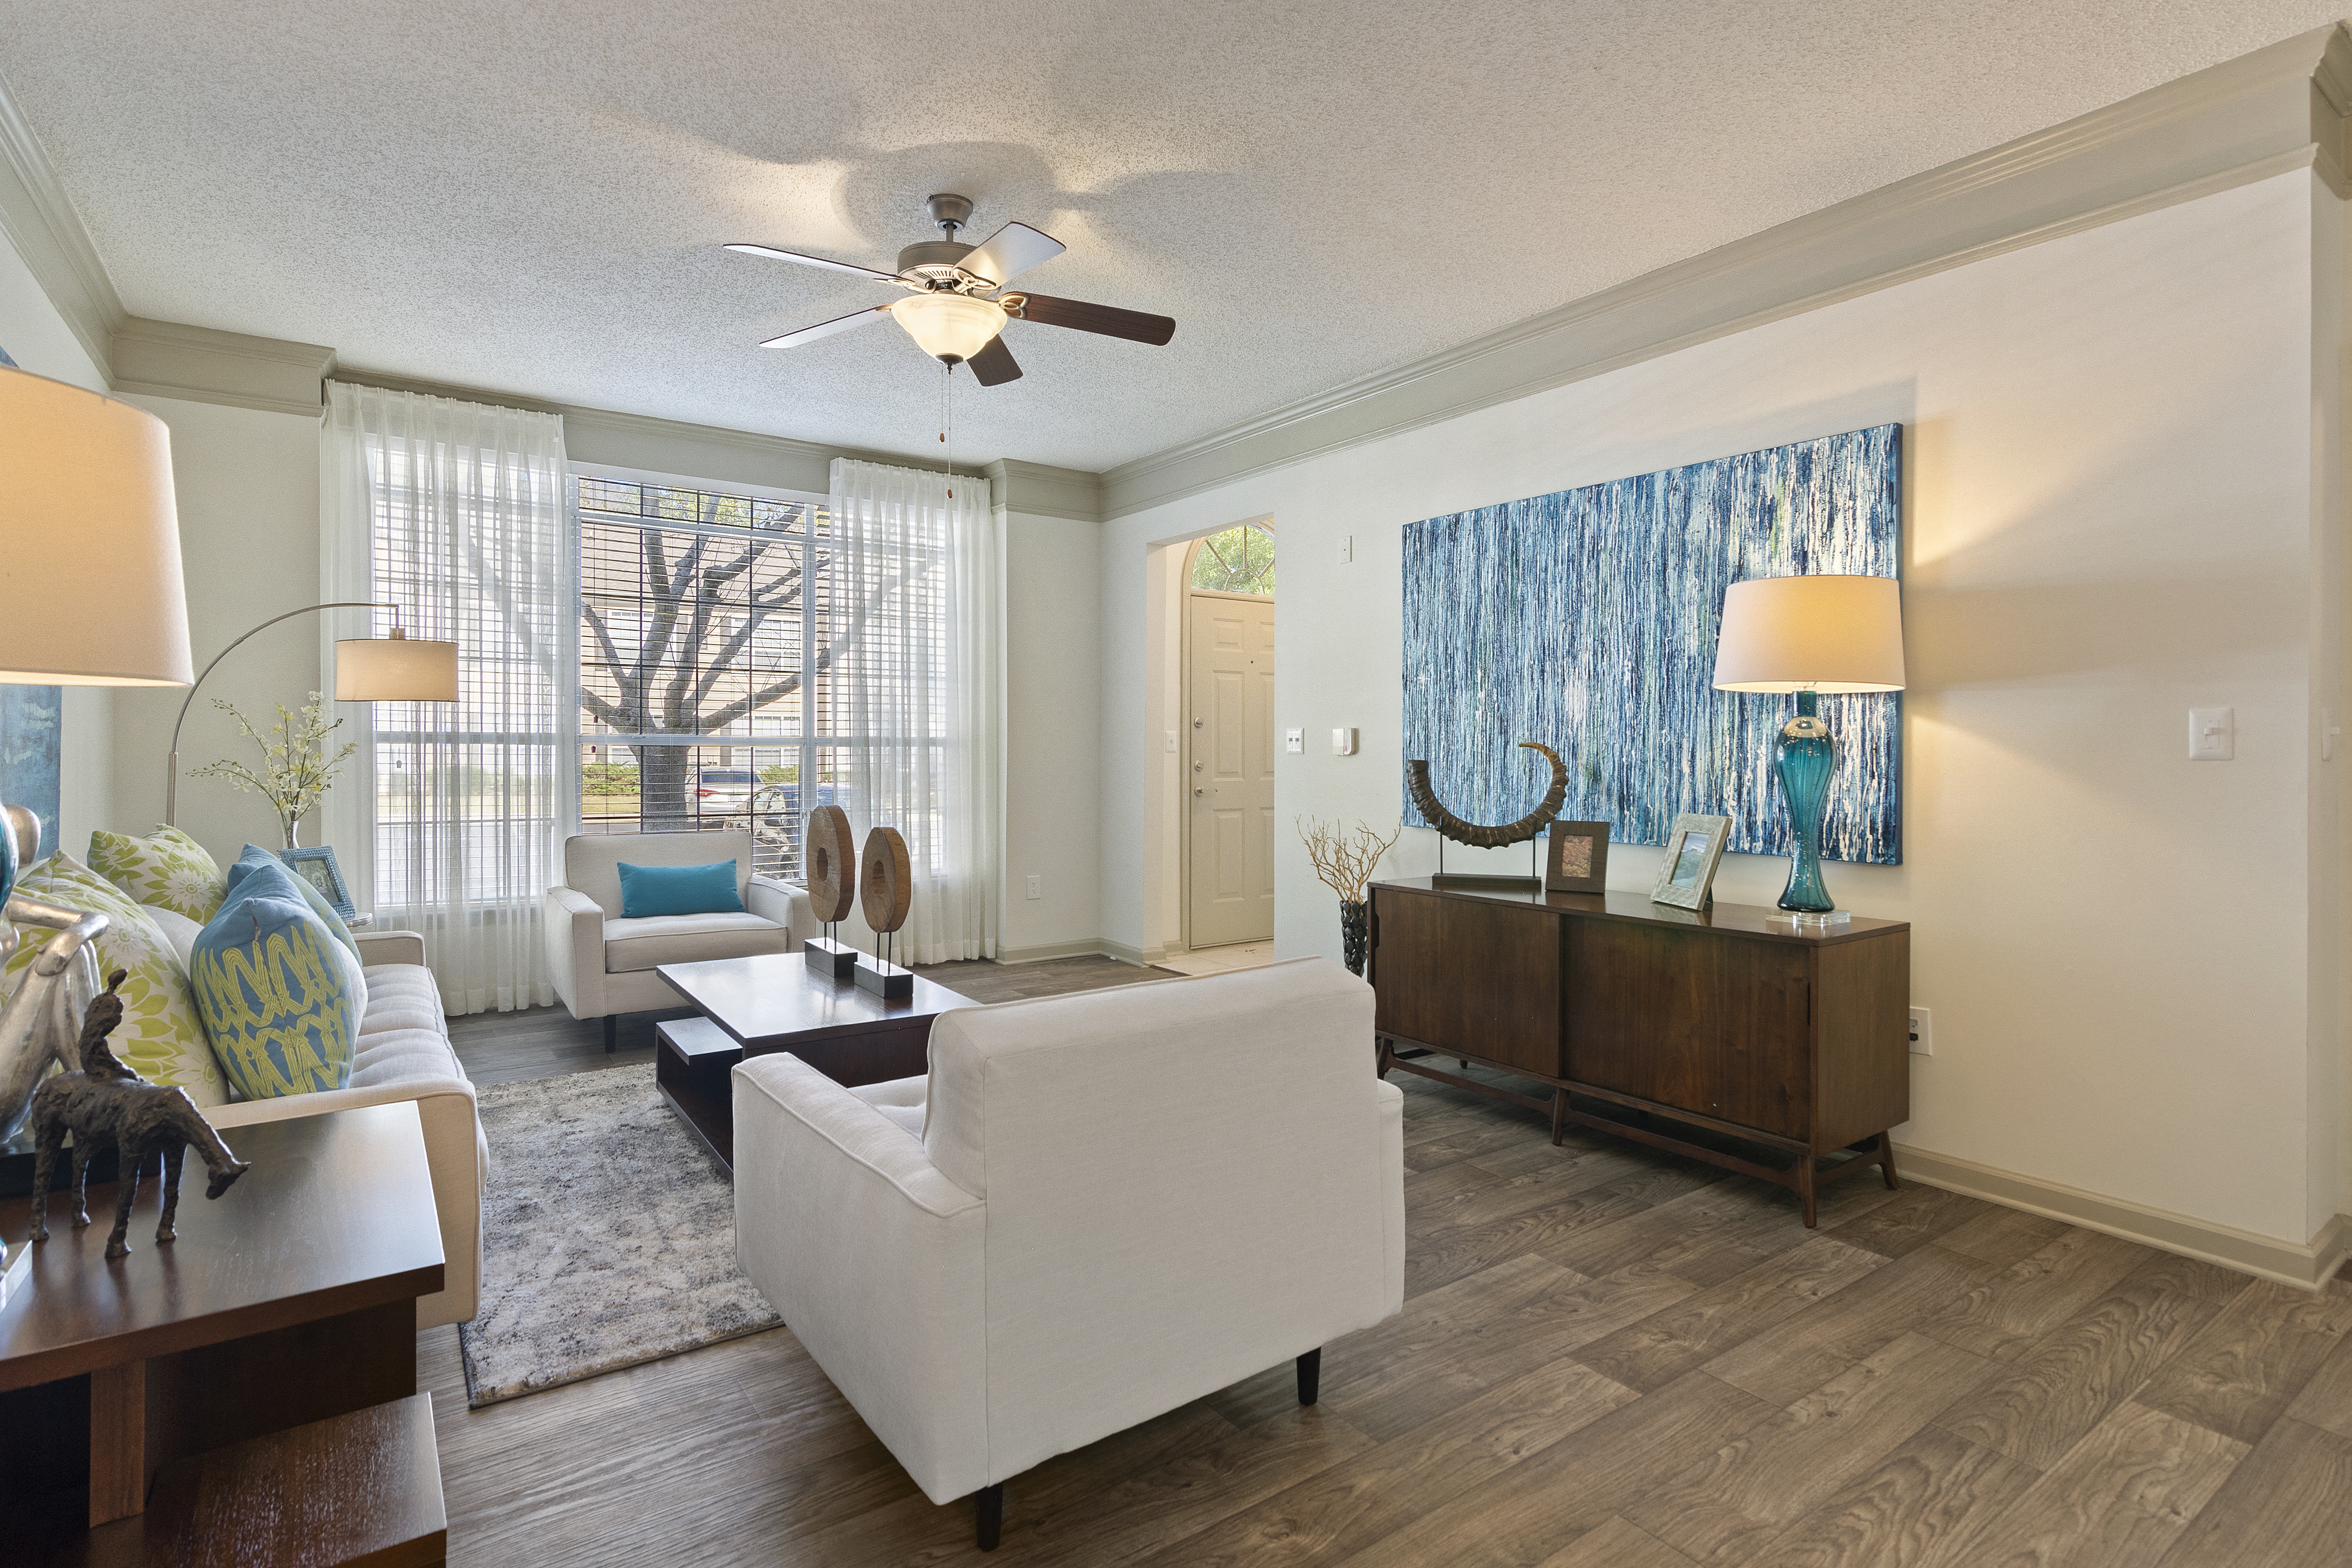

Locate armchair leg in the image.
[976,1483,1004,1552]
[603,1015,618,1053]
[1298,1347,1321,1406]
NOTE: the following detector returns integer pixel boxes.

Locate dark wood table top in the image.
[658,952,977,1047]
[1372,877,1909,945]
[0,1102,444,1392]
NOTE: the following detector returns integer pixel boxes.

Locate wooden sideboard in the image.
[1368,877,1911,1225]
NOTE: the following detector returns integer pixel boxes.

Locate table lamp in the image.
[1712,574,1905,912]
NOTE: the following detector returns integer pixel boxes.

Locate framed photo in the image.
[1649,813,1731,911]
[275,845,356,921]
[1544,821,1611,894]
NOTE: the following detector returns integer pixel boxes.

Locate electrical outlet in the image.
[1908,1006,1933,1056]
[1025,875,1041,900]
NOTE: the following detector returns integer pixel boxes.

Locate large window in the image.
[575,471,949,882]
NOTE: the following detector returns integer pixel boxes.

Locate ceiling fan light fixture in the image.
[891,293,1008,363]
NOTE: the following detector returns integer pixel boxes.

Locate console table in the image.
[1369,878,1911,1225]
[0,1102,449,1563]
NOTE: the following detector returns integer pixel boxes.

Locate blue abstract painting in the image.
[0,685,59,859]
[1401,424,1902,865]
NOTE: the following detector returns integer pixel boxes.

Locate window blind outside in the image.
[574,475,950,882]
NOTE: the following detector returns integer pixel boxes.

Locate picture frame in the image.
[1648,813,1731,911]
[1544,820,1611,895]
[275,845,356,921]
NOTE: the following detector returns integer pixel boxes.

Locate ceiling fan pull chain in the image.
[942,360,954,499]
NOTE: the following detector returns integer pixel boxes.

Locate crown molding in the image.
[1100,23,2352,520]
[111,317,335,417]
[983,458,1104,521]
[0,64,125,376]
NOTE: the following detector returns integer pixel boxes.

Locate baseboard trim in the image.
[994,939,1118,965]
[1894,1143,2352,1291]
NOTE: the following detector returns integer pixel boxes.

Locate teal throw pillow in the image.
[189,888,358,1099]
[229,844,359,962]
[618,859,742,918]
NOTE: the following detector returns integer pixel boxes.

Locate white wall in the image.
[1000,509,1103,957]
[1101,169,2337,1248]
[111,397,324,866]
[0,220,112,859]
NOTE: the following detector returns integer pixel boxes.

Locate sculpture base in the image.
[853,955,914,1000]
[803,936,859,980]
[1431,873,1542,891]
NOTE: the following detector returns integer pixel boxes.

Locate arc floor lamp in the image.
[163,604,458,827]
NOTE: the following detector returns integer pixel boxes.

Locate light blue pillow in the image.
[229,844,359,962]
[188,885,357,1099]
[618,859,743,918]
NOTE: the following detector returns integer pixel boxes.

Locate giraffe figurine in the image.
[26,970,250,1259]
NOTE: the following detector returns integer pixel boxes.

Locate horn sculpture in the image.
[1405,741,1568,848]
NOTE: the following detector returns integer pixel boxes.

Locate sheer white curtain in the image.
[321,382,575,1014]
[824,458,999,964]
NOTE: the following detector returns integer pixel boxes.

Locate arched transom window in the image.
[1188,524,1275,595]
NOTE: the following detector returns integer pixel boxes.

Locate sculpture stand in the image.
[803,924,858,980]
[854,930,914,1001]
[1428,835,1543,892]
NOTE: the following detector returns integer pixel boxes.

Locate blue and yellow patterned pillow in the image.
[188,884,357,1100]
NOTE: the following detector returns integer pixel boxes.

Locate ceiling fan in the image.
[726,193,1175,387]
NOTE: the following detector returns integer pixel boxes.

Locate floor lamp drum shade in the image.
[1712,575,1906,693]
[334,632,458,702]
[0,366,191,686]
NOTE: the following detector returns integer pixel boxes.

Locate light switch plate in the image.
[1332,727,1358,755]
[1025,875,1041,900]
[1337,534,1354,564]
[2189,707,2234,761]
[1284,728,1304,754]
[1908,1006,1933,1056]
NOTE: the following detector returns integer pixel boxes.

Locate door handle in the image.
[1194,788,1205,797]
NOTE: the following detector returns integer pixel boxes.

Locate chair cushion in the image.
[602,911,791,972]
[618,859,743,918]
[850,1074,926,1139]
[359,966,447,1038]
[350,1025,463,1090]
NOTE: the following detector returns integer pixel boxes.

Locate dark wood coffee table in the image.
[0,1102,448,1563]
[655,952,976,1172]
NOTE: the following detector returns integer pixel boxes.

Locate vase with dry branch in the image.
[1297,817,1401,977]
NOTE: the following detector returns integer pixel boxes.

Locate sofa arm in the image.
[206,1080,483,1331]
[545,885,606,1019]
[733,1053,986,1504]
[746,876,815,950]
[354,930,426,968]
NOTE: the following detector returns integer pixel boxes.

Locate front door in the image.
[1187,590,1275,946]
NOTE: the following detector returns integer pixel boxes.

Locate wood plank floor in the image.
[428,962,2352,1567]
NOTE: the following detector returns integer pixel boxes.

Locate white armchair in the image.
[731,957,1404,1551]
[546,830,816,1050]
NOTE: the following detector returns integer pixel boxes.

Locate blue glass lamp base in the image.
[1776,691,1836,913]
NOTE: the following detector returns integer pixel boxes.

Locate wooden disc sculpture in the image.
[1405,740,1569,847]
[862,827,913,939]
[805,805,857,924]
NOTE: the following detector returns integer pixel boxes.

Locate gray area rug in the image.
[458,1065,780,1407]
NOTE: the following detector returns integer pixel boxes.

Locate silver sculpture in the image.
[0,804,109,1142]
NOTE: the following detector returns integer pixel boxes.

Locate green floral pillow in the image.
[87,825,227,923]
[5,853,227,1106]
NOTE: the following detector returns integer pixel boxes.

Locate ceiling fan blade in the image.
[759,304,894,350]
[958,222,1065,287]
[1005,292,1175,346]
[967,334,1022,387]
[725,243,906,285]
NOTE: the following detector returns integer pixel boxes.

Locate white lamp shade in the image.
[0,366,192,685]
[1712,574,1906,693]
[891,293,1008,363]
[334,635,459,701]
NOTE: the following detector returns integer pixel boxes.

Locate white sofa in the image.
[202,929,484,1330]
[731,957,1404,1550]
[545,829,815,1050]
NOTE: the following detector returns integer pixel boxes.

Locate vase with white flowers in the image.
[190,692,358,850]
